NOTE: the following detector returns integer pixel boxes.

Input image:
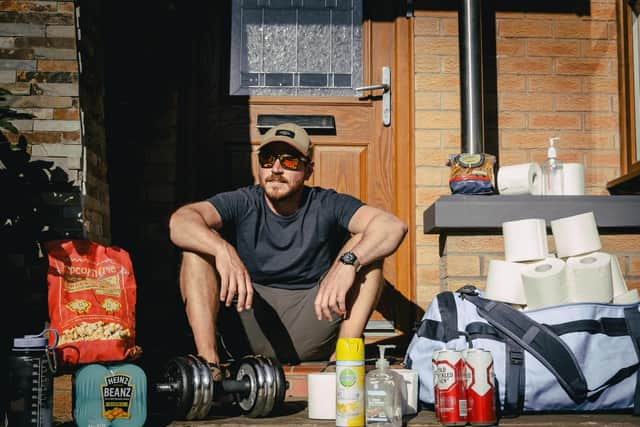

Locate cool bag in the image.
[404,286,640,415]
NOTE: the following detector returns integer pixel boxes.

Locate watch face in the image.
[340,252,357,265]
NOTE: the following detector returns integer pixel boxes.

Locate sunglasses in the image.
[258,152,308,171]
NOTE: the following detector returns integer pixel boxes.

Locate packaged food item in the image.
[47,240,141,365]
[447,153,496,195]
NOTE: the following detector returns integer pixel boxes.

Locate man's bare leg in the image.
[179,251,221,365]
[329,235,385,359]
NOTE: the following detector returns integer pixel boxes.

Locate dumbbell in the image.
[154,354,287,420]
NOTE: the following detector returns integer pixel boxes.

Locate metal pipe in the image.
[458,0,485,154]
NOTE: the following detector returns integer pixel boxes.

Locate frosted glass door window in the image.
[230,0,363,96]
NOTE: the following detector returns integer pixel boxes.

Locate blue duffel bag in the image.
[404,285,640,416]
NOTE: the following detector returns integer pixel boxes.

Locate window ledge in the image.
[607,169,640,195]
[423,195,640,234]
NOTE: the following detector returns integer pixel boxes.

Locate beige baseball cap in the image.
[259,122,312,158]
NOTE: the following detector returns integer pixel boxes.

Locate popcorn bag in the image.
[46,240,141,365]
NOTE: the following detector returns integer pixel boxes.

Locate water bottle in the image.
[7,329,58,427]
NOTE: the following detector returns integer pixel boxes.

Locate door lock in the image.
[355,66,391,126]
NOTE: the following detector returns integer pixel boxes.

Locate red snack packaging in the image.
[46,239,141,365]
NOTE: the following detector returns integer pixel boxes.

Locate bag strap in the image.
[437,291,460,342]
[459,288,589,404]
[624,306,640,416]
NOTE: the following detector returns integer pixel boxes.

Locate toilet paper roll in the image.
[307,372,336,419]
[613,289,640,304]
[522,258,568,309]
[393,369,419,415]
[497,163,542,195]
[566,252,613,303]
[562,163,585,196]
[502,218,549,262]
[610,255,629,297]
[485,260,527,305]
[550,212,602,258]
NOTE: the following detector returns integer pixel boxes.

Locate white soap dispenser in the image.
[365,345,402,427]
[542,136,564,195]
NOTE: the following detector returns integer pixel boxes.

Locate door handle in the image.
[355,66,391,126]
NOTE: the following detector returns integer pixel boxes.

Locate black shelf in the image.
[423,195,640,234]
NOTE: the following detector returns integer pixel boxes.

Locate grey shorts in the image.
[217,282,342,363]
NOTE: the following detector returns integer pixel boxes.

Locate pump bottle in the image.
[365,345,402,427]
[542,136,564,195]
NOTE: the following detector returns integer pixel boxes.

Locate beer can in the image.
[435,350,467,426]
[432,349,444,421]
[464,348,497,426]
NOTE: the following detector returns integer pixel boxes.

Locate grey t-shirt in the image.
[207,185,364,289]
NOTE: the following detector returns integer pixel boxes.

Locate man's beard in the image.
[264,175,297,201]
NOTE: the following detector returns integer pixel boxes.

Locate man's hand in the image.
[314,263,357,321]
[215,241,253,311]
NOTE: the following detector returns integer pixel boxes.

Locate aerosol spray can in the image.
[7,329,58,427]
[336,337,364,427]
[434,349,467,426]
[464,349,497,426]
[432,349,445,421]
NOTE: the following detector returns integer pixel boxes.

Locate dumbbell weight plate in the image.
[264,356,286,414]
[235,356,267,417]
[190,354,215,420]
[160,356,194,420]
[254,355,276,417]
[184,355,204,420]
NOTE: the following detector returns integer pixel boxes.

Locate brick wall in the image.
[413,2,640,309]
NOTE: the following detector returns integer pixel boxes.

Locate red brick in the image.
[498,93,555,111]
[527,40,580,57]
[418,264,441,282]
[415,111,460,129]
[582,40,617,58]
[585,167,619,186]
[498,75,526,92]
[415,37,458,56]
[446,255,481,276]
[529,112,581,130]
[582,77,618,93]
[414,17,440,35]
[441,18,458,36]
[416,166,446,186]
[415,73,459,91]
[416,150,450,167]
[496,39,525,56]
[501,131,612,149]
[498,112,526,129]
[442,131,461,149]
[584,113,618,130]
[499,20,553,38]
[529,76,581,93]
[498,57,553,74]
[415,93,441,110]
[415,187,450,206]
[556,94,611,112]
[415,54,441,73]
[555,21,610,39]
[441,56,459,73]
[589,3,617,21]
[585,150,621,167]
[441,92,460,110]
[417,245,442,265]
[557,58,611,76]
[446,235,505,253]
[498,150,530,165]
[415,130,442,148]
[53,107,79,120]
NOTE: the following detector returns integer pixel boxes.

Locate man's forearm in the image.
[350,213,407,267]
[169,208,226,257]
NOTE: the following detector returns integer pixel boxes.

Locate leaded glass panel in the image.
[230,0,363,96]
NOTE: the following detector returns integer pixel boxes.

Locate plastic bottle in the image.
[7,329,58,427]
[336,338,365,427]
[542,136,564,195]
[365,345,402,427]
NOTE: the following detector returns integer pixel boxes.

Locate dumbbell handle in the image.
[154,382,180,394]
[220,378,251,395]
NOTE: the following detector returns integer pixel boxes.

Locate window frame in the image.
[612,0,640,191]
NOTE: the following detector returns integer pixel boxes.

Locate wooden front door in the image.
[185,0,414,333]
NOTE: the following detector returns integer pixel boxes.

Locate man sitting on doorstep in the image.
[169,122,407,369]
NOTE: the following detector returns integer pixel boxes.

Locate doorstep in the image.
[53,371,640,427]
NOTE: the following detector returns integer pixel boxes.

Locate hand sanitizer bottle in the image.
[365,345,402,427]
[542,137,564,195]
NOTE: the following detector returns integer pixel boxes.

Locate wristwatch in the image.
[339,251,361,272]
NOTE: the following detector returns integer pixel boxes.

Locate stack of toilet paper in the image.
[497,162,585,195]
[485,212,638,310]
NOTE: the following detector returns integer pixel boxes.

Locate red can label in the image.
[435,350,467,426]
[464,349,497,426]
